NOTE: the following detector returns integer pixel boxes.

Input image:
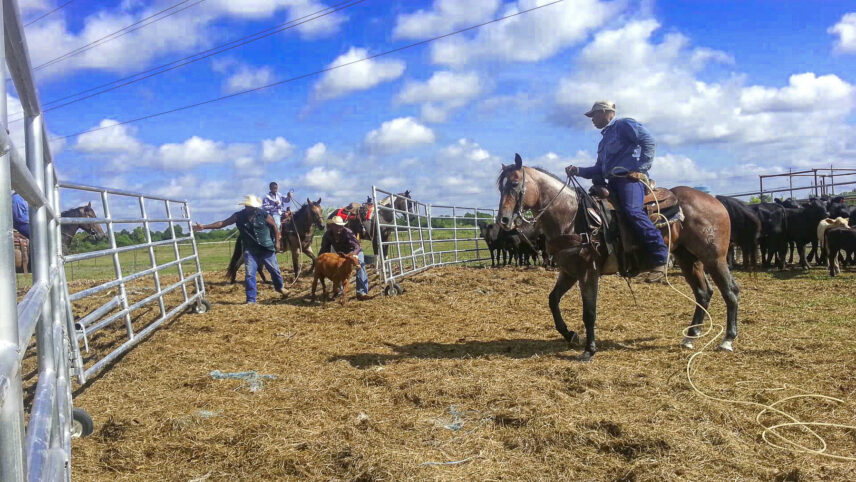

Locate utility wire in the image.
[8,0,363,122]
[34,0,207,72]
[24,0,77,27]
[55,0,566,141]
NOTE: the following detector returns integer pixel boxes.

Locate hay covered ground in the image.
[71,265,856,481]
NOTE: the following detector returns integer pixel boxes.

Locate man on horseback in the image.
[193,195,285,303]
[320,216,369,300]
[262,182,292,248]
[11,190,30,238]
[565,101,669,282]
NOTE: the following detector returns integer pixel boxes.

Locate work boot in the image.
[356,293,370,301]
[642,264,667,283]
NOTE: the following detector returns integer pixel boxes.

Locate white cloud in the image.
[75,119,143,154]
[260,137,294,162]
[427,0,619,66]
[393,0,500,39]
[301,166,343,189]
[648,154,717,185]
[554,19,856,166]
[224,65,274,93]
[304,142,327,164]
[157,136,229,169]
[364,117,435,155]
[313,47,405,100]
[27,0,346,79]
[829,12,856,53]
[397,71,484,122]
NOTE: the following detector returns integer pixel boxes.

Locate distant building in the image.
[693,185,711,193]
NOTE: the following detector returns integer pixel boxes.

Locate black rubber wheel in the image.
[193,299,212,314]
[71,408,94,438]
[383,283,404,296]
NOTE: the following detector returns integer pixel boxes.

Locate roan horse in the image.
[61,202,106,254]
[497,154,738,360]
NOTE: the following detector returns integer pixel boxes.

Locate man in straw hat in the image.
[194,194,285,303]
[565,101,669,282]
[320,215,369,300]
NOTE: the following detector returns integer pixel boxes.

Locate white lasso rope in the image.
[639,176,855,461]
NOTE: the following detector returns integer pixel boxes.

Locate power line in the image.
[24,0,77,27]
[55,0,566,141]
[34,0,207,72]
[7,0,364,122]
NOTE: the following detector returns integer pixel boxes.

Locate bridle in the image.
[506,167,572,227]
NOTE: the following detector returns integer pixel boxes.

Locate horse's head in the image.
[80,202,106,239]
[307,198,325,230]
[394,191,415,214]
[496,154,540,230]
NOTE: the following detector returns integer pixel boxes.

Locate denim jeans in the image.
[244,249,284,303]
[355,251,370,295]
[608,177,669,266]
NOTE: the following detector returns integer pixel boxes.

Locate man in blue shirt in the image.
[11,191,30,238]
[566,101,669,282]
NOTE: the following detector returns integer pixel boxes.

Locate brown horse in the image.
[281,198,325,276]
[61,202,106,254]
[496,154,738,360]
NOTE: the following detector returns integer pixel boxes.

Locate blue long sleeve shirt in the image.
[12,192,30,237]
[577,118,656,182]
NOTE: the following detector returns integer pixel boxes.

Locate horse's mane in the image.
[61,206,88,217]
[496,165,567,190]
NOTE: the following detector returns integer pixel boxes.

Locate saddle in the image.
[579,180,684,278]
[13,230,29,274]
[333,202,374,222]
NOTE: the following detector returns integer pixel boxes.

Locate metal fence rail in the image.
[1,0,210,479]
[57,183,210,383]
[371,187,496,294]
[1,0,75,479]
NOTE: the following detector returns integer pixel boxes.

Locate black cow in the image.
[783,198,828,269]
[716,195,761,270]
[511,222,548,266]
[826,226,856,276]
[749,202,788,270]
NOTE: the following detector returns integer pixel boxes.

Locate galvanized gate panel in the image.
[371,186,496,292]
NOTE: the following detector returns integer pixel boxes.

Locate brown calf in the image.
[311,252,361,304]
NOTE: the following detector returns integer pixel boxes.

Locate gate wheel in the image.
[383,284,404,297]
[71,408,94,438]
[193,299,212,314]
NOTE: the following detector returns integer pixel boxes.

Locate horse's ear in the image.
[316,197,322,205]
[404,190,410,197]
[501,163,507,170]
[514,153,522,168]
[306,197,311,205]
[87,201,92,208]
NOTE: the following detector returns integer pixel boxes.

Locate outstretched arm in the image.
[193,212,237,231]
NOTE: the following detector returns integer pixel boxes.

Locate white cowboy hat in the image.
[327,215,347,226]
[238,194,263,208]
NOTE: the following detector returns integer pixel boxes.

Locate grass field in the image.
[63,257,856,481]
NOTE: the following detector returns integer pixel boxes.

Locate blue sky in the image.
[10,0,856,218]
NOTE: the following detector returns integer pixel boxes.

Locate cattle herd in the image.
[479,194,856,276]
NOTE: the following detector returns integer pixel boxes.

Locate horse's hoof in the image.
[578,350,595,362]
[566,331,580,347]
[680,337,695,350]
[718,340,734,352]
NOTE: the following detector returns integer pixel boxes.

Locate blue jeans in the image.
[355,251,369,295]
[608,177,669,266]
[244,249,284,303]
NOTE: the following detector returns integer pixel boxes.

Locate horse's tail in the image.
[226,238,243,284]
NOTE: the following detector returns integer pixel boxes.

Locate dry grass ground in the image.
[69,265,856,481]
